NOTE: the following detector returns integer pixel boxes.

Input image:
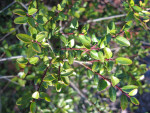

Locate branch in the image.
[86,14,127,24]
[78,62,130,98]
[0,1,16,14]
[69,81,101,112]
[0,25,21,42]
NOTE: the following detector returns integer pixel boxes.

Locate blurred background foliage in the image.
[0,0,150,113]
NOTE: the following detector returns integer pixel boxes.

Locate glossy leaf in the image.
[79,35,91,49]
[109,86,116,102]
[44,75,55,82]
[133,6,142,12]
[116,36,130,47]
[16,34,33,43]
[116,57,132,65]
[14,17,28,24]
[13,9,26,16]
[122,85,138,93]
[28,8,37,15]
[30,102,36,113]
[29,57,39,64]
[87,70,93,79]
[121,95,128,110]
[129,89,138,96]
[111,76,120,87]
[68,51,74,64]
[32,43,41,53]
[40,92,51,102]
[36,31,48,42]
[130,97,139,105]
[28,17,36,27]
[61,68,74,77]
[98,79,108,91]
[32,91,39,99]
[56,83,62,92]
[104,47,112,59]
[90,50,99,60]
[17,57,28,64]
[26,45,37,58]
[61,76,70,85]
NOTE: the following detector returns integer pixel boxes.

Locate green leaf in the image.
[26,45,37,58]
[61,68,74,77]
[40,92,51,102]
[60,35,68,45]
[30,102,36,113]
[109,86,116,102]
[32,43,41,53]
[16,34,33,43]
[129,89,138,96]
[79,35,91,49]
[13,9,26,16]
[28,8,37,15]
[70,18,79,29]
[116,36,130,46]
[44,75,55,82]
[14,17,28,24]
[121,95,128,110]
[87,70,93,79]
[104,47,112,59]
[68,51,74,64]
[32,91,39,99]
[128,0,134,7]
[94,75,99,84]
[56,83,62,92]
[90,50,99,60]
[29,57,39,64]
[69,39,75,48]
[130,97,139,105]
[111,76,120,87]
[36,15,48,25]
[61,76,70,85]
[122,85,138,93]
[133,6,142,12]
[17,57,28,64]
[92,34,98,42]
[122,21,133,31]
[98,51,104,62]
[116,57,132,65]
[36,31,48,42]
[16,94,32,106]
[98,79,108,91]
[28,17,36,27]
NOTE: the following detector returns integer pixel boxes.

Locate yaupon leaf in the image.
[13,9,26,16]
[36,31,48,42]
[129,89,138,96]
[116,36,130,47]
[16,34,33,43]
[30,102,36,113]
[116,57,132,65]
[104,47,112,59]
[98,79,108,91]
[32,91,39,99]
[56,83,62,92]
[111,76,120,87]
[68,51,74,64]
[44,75,55,82]
[122,85,138,93]
[14,17,28,24]
[17,57,28,64]
[61,76,70,85]
[130,97,139,105]
[121,95,128,110]
[32,43,41,53]
[90,50,99,60]
[26,45,37,58]
[61,68,74,77]
[29,57,39,64]
[87,70,93,79]
[40,92,51,102]
[28,8,37,15]
[36,15,48,25]
[70,18,79,29]
[79,35,91,49]
[28,17,36,27]
[98,51,104,62]
[133,6,142,12]
[109,86,116,102]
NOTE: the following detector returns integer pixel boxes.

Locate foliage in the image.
[0,0,150,112]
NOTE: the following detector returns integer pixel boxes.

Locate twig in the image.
[0,1,16,14]
[0,75,15,79]
[86,14,127,24]
[0,25,21,42]
[78,62,130,98]
[69,81,101,112]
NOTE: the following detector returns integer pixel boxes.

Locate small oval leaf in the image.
[111,76,120,87]
[116,57,132,65]
[98,79,108,91]
[130,97,139,105]
[30,102,36,113]
[13,9,26,16]
[79,35,91,49]
[14,17,28,24]
[32,91,39,99]
[104,47,112,59]
[116,36,130,47]
[16,34,33,43]
[109,86,116,102]
[32,43,41,53]
[121,95,128,110]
